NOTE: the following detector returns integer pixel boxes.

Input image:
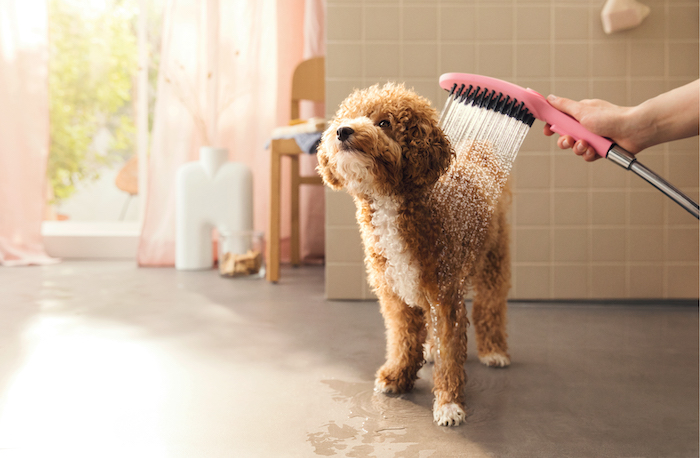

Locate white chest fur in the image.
[370,196,421,307]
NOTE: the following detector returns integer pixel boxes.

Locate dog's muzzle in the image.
[337,126,354,142]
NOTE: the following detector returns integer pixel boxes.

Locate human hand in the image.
[543,95,640,162]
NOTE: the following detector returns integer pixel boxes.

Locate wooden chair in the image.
[267,57,325,282]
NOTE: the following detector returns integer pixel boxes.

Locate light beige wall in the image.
[324,0,699,300]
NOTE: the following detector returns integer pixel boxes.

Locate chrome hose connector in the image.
[606,145,636,170]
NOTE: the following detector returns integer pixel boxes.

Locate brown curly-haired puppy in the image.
[317,83,511,427]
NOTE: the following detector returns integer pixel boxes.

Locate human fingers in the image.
[556,135,575,150]
[544,123,555,137]
[546,94,582,120]
[573,140,600,162]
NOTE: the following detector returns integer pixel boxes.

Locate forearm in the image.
[631,80,699,150]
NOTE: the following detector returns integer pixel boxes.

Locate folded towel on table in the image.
[268,117,327,154]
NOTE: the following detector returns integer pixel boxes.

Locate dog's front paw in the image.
[374,365,417,394]
[433,402,466,426]
[374,377,398,394]
[374,374,412,395]
[478,352,511,368]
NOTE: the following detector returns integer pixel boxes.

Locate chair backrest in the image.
[290,57,325,120]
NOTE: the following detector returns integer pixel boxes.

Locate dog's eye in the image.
[378,120,391,128]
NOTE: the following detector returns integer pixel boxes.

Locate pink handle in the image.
[439,73,613,158]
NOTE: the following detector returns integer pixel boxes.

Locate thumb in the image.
[547,94,581,121]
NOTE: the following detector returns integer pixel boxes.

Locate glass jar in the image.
[217,230,265,278]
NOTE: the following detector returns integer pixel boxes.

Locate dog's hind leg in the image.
[472,213,511,368]
[374,291,426,395]
[430,289,469,426]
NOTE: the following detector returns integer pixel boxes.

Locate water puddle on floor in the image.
[306,364,510,457]
[307,379,439,457]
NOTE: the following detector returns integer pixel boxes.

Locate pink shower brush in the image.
[438,73,699,219]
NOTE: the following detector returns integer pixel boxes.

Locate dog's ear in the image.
[401,117,453,189]
[316,130,345,190]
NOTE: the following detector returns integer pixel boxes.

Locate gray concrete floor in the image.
[1,261,698,457]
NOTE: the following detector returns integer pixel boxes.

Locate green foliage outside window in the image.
[47,0,138,203]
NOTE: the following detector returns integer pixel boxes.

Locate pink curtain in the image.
[0,0,57,266]
[297,0,326,263]
[138,0,325,266]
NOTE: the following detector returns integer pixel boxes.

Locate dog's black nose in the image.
[337,126,354,142]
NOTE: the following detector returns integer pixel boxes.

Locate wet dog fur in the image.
[317,83,511,427]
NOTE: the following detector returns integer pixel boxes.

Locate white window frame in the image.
[42,0,149,260]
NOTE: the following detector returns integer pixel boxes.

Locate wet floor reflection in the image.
[307,373,498,458]
[0,315,168,457]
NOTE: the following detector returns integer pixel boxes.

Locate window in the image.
[43,0,164,258]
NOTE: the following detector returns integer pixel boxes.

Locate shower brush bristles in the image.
[438,81,535,177]
[438,72,699,219]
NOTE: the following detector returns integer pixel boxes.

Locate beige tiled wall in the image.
[324,0,699,300]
